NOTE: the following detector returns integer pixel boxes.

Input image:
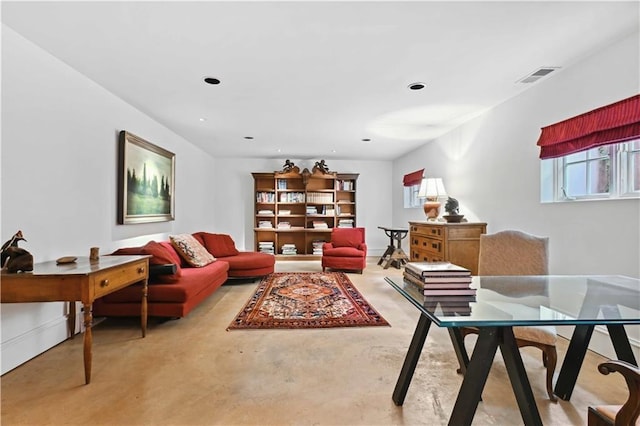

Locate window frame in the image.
[542,140,639,202]
[403,183,424,208]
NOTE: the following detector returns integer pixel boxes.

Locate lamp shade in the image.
[418,178,447,199]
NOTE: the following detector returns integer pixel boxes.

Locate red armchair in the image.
[321,227,367,273]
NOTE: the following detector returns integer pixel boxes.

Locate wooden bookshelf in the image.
[252,168,358,259]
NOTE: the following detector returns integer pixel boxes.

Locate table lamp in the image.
[418,178,447,220]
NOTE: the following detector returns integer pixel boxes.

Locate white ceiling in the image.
[2,1,638,160]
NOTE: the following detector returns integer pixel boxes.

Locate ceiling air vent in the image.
[517,67,560,84]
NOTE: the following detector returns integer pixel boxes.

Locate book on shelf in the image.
[281,243,297,255]
[257,220,273,229]
[257,209,274,215]
[277,222,291,229]
[279,209,291,215]
[258,241,275,254]
[337,219,354,228]
[312,240,325,255]
[325,208,335,216]
[405,261,471,277]
[312,221,329,229]
[256,192,275,203]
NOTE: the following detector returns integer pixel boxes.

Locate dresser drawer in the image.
[93,260,147,297]
[448,226,486,239]
[411,235,443,255]
[410,249,444,263]
[410,224,443,239]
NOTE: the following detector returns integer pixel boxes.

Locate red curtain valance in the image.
[403,169,424,186]
[537,94,640,159]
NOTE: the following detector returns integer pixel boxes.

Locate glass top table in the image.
[386,275,640,426]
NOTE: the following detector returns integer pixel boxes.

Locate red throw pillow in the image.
[111,246,144,256]
[143,241,182,277]
[112,242,181,280]
[195,232,240,258]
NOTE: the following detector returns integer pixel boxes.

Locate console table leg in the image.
[68,301,76,339]
[141,279,148,338]
[83,303,93,384]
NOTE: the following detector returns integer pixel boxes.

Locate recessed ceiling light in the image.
[244,136,254,140]
[408,82,426,90]
[199,118,207,122]
[331,149,336,153]
[204,77,221,85]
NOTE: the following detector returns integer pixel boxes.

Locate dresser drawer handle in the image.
[137,267,145,274]
[100,279,109,287]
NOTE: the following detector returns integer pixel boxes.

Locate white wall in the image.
[211,157,393,255]
[392,31,640,358]
[1,26,219,373]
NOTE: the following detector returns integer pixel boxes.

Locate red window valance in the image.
[403,169,424,187]
[537,94,640,159]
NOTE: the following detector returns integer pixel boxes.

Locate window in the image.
[402,169,424,208]
[404,184,423,208]
[541,140,640,202]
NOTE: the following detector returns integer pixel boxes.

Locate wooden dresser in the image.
[408,221,487,275]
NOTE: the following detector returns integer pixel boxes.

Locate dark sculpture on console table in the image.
[1,230,33,273]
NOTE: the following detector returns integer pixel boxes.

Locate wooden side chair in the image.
[588,360,640,426]
[458,230,558,401]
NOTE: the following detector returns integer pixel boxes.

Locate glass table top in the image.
[386,275,640,328]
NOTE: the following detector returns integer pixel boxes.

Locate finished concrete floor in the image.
[0,259,629,425]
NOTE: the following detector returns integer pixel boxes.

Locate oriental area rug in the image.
[227,272,389,330]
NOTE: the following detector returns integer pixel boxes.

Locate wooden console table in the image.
[1,255,150,384]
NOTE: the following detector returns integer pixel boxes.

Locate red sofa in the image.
[92,233,274,318]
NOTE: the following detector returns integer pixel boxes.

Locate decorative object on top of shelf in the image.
[1,230,33,273]
[312,159,330,174]
[418,177,447,221]
[281,159,298,173]
[443,197,465,223]
[118,131,175,225]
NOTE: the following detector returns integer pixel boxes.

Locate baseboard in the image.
[1,314,72,375]
[557,324,640,360]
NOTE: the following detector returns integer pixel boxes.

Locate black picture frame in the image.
[118,131,175,224]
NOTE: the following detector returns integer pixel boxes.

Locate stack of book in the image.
[404,262,475,315]
[312,220,329,229]
[258,241,275,254]
[404,262,474,295]
[277,222,291,229]
[337,219,354,228]
[312,240,325,255]
[257,220,273,229]
[281,244,297,255]
[257,209,274,215]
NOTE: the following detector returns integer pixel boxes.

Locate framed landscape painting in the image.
[118,131,175,224]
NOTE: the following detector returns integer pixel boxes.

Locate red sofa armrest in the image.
[322,242,335,251]
[358,243,367,255]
